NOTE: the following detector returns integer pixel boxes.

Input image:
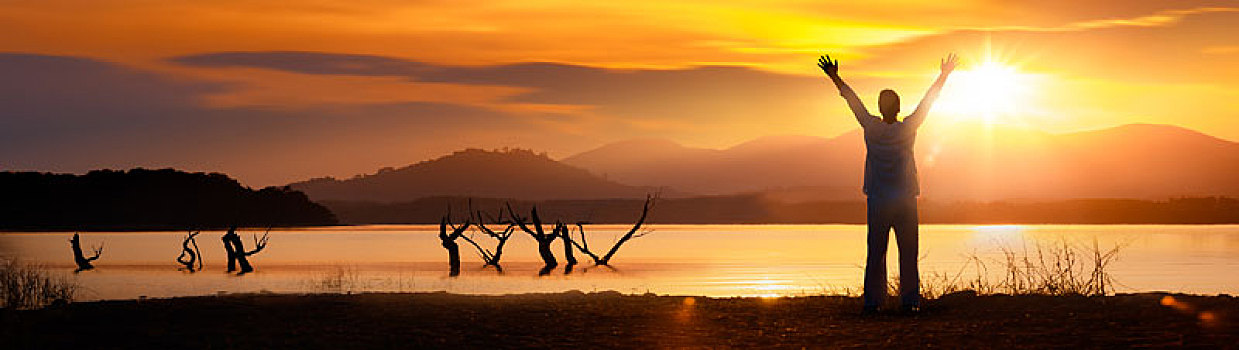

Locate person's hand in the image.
[941,53,959,74]
[818,55,839,77]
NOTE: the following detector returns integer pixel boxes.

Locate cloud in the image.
[2,51,863,187]
[173,51,849,146]
[3,0,1232,75]
[972,6,1239,32]
[168,3,1239,147]
[5,1,1239,186]
[172,51,434,76]
[0,53,226,146]
[0,53,601,186]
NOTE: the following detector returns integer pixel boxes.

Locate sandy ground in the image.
[2,291,1236,349]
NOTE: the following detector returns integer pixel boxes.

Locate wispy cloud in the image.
[964,6,1239,32]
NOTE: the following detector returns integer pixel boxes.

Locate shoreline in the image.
[4,291,1235,348]
[5,222,1239,233]
[0,224,360,233]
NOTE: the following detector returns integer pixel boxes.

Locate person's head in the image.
[878,89,900,122]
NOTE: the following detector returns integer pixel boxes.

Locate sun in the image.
[933,59,1042,125]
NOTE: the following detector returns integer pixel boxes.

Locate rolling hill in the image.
[564,123,1239,201]
[289,123,1239,203]
[288,148,659,202]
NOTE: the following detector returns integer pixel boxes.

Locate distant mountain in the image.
[0,168,336,230]
[289,148,659,202]
[562,134,861,197]
[564,123,1239,201]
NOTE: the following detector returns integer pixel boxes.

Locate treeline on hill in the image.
[0,169,337,230]
[324,195,1239,224]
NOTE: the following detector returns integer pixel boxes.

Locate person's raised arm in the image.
[819,55,876,127]
[905,53,958,128]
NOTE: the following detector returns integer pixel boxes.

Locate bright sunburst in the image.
[934,56,1042,126]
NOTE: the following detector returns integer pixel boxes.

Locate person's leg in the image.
[863,196,894,309]
[893,196,920,308]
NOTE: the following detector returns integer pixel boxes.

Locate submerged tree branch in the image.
[176,231,203,272]
[243,229,270,256]
[568,195,656,266]
[70,232,103,272]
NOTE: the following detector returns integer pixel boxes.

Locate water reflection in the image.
[968,224,1026,241]
[1,225,1237,300]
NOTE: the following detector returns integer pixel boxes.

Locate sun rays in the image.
[933,51,1045,127]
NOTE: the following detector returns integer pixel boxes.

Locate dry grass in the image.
[0,259,77,309]
[913,238,1124,299]
[306,266,365,293]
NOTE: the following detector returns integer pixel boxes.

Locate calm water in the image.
[2,225,1237,300]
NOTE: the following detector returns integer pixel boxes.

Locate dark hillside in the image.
[0,168,336,230]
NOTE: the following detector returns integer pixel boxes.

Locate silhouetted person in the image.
[819,53,957,313]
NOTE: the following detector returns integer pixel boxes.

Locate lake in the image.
[2,225,1237,300]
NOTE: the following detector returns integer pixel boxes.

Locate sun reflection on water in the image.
[968,224,1027,244]
[3,225,1239,299]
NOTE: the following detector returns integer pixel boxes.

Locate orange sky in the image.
[2,0,1237,186]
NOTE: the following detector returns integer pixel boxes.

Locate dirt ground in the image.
[2,291,1236,349]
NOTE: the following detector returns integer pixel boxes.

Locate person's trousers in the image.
[863,195,919,308]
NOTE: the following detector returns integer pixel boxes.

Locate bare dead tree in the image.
[566,195,655,266]
[69,232,103,273]
[438,215,472,277]
[556,222,577,273]
[176,231,203,272]
[459,203,516,272]
[244,230,271,257]
[223,226,270,275]
[508,203,558,275]
[223,226,238,272]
